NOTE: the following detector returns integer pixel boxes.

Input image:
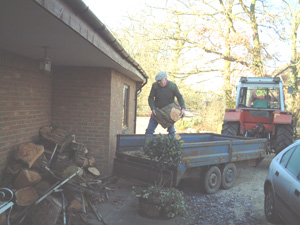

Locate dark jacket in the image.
[148,80,185,110]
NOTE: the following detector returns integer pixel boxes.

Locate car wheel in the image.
[264,186,282,224]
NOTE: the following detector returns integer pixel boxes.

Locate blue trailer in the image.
[113,133,267,194]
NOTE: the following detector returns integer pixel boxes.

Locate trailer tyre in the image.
[204,166,221,194]
[221,163,236,189]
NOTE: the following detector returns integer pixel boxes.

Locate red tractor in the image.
[221,77,294,154]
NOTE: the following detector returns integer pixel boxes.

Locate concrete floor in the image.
[96,178,190,225]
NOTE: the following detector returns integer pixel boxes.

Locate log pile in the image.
[39,125,100,176]
[1,125,111,225]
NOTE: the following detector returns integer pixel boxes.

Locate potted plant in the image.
[132,135,187,219]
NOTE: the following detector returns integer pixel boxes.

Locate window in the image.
[238,87,248,106]
[122,85,129,129]
[286,146,300,179]
[280,146,295,167]
[241,87,280,108]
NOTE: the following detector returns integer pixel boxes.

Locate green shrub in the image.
[132,134,187,218]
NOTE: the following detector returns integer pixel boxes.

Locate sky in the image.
[82,0,224,91]
[82,0,163,29]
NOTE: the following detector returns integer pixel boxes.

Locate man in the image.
[145,71,186,137]
[247,89,268,108]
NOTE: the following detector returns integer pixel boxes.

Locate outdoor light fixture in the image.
[39,47,51,74]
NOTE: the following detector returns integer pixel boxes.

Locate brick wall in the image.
[108,70,136,173]
[52,67,113,175]
[0,49,52,176]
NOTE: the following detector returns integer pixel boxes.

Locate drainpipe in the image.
[134,78,148,133]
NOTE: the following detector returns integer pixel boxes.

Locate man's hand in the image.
[180,108,186,118]
[152,109,156,116]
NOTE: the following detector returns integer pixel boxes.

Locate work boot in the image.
[144,135,153,149]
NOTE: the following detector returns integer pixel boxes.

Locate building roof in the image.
[0,0,148,82]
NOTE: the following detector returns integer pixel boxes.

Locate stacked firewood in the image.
[2,125,108,225]
[39,125,100,176]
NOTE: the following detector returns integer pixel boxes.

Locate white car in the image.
[264,140,300,224]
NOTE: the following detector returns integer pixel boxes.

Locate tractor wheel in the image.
[274,124,293,154]
[221,122,239,136]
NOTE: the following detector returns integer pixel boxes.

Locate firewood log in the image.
[88,157,96,167]
[68,199,84,211]
[15,142,44,168]
[15,186,38,206]
[74,155,88,168]
[153,103,181,128]
[14,169,41,189]
[170,107,181,121]
[73,144,88,166]
[51,159,77,175]
[87,167,100,176]
[39,125,74,154]
[70,142,85,152]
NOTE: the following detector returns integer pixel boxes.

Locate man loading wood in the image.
[145,71,186,137]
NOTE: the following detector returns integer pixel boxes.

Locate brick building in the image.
[0,0,148,178]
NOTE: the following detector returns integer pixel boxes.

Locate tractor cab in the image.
[235,77,285,110]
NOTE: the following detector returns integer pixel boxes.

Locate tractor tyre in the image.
[221,122,239,136]
[274,124,293,154]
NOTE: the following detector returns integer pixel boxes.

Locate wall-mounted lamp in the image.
[39,47,51,74]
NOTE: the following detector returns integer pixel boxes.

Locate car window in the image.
[280,146,295,167]
[286,146,300,180]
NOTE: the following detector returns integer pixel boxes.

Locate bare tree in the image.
[238,0,264,76]
[113,0,292,111]
[279,0,300,128]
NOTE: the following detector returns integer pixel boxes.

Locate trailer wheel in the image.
[221,163,236,189]
[221,122,239,136]
[274,124,293,154]
[203,166,221,194]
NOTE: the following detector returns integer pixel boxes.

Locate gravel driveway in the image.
[103,154,277,225]
[178,155,276,225]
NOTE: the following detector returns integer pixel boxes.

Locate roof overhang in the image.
[0,0,147,82]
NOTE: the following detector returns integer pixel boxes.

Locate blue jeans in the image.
[145,114,176,137]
